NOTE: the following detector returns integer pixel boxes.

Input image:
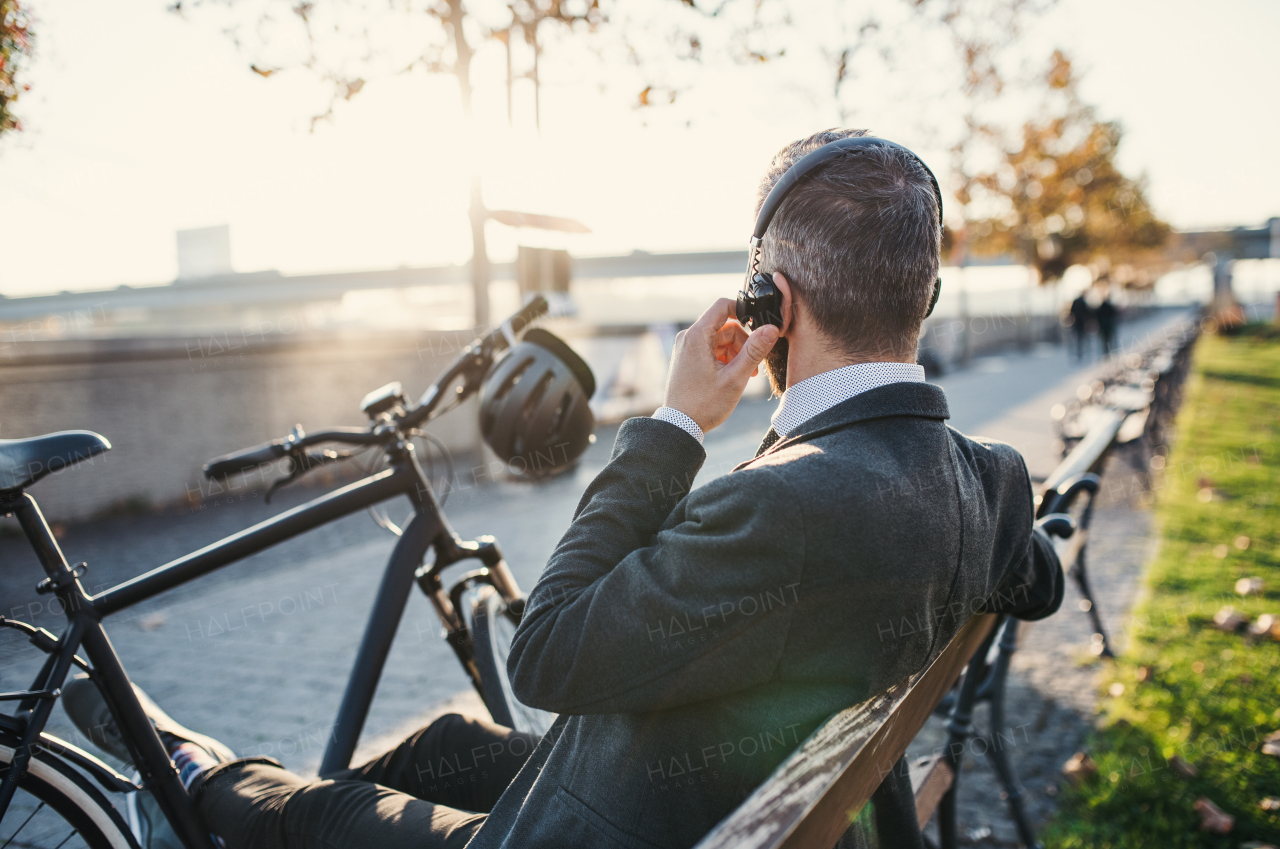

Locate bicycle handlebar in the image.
[201,298,550,481]
[203,429,386,480]
[400,295,549,429]
[501,295,550,341]
[204,441,287,480]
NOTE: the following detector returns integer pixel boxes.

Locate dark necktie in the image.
[755,427,781,457]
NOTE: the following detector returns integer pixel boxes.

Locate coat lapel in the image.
[754,427,781,457]
[735,382,950,471]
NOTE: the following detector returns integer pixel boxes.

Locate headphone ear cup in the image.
[750,273,784,329]
[924,277,942,319]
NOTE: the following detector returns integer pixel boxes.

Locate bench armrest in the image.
[694,614,997,849]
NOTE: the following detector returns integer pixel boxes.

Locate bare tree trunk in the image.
[468,174,491,331]
[531,21,540,132]
[446,0,490,330]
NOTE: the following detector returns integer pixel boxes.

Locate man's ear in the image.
[772,272,795,336]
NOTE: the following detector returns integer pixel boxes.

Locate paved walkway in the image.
[0,310,1191,835]
[907,311,1194,845]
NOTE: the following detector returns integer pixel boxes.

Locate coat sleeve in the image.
[987,525,1064,620]
[507,417,806,715]
[984,450,1064,621]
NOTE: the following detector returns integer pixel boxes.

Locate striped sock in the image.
[169,740,223,790]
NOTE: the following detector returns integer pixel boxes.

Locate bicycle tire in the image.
[469,589,557,737]
[0,739,138,849]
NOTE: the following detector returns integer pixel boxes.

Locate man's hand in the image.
[663,298,779,434]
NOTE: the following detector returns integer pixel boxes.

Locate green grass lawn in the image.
[1044,326,1280,848]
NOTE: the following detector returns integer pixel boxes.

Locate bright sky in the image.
[3,0,1277,297]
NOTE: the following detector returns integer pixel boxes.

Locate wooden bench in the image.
[690,328,1202,849]
[687,424,1123,849]
[693,614,997,849]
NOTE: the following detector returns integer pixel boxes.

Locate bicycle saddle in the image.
[0,430,112,491]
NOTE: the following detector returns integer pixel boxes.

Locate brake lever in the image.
[264,448,349,503]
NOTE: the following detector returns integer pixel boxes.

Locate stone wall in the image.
[920,312,1062,365]
[0,330,483,523]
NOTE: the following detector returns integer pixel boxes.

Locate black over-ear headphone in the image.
[736,136,945,330]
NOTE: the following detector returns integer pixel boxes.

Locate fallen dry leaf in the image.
[1193,797,1234,833]
[1213,606,1249,632]
[1248,613,1278,640]
[1063,752,1097,785]
[1236,576,1264,595]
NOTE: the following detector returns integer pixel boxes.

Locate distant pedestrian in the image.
[1096,295,1118,356]
[1069,293,1093,360]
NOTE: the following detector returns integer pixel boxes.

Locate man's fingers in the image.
[726,324,779,382]
[691,298,738,339]
[716,321,748,346]
[714,322,748,360]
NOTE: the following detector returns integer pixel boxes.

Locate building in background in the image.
[176,225,234,280]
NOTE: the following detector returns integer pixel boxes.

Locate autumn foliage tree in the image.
[964,50,1169,283]
[0,0,33,140]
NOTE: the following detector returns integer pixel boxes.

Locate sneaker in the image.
[63,677,234,849]
[125,774,186,849]
[62,676,235,767]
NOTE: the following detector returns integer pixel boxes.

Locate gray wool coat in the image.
[469,381,1063,849]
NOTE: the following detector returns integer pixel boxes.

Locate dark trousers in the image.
[1099,326,1116,355]
[196,714,537,849]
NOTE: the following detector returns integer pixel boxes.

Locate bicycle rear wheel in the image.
[469,589,557,737]
[0,740,137,849]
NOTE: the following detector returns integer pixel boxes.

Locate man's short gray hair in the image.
[757,128,941,361]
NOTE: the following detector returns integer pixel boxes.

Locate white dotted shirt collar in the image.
[771,362,926,437]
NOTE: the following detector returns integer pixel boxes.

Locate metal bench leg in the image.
[935,788,958,849]
[1072,548,1115,658]
[980,619,1042,849]
[937,621,1001,849]
[871,755,926,849]
[1070,492,1115,658]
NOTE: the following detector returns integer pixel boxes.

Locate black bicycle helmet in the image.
[479,328,595,476]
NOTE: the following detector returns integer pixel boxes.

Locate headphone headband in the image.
[739,135,946,329]
[751,136,943,245]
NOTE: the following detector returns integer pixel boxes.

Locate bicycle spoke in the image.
[1,801,45,849]
[51,829,79,849]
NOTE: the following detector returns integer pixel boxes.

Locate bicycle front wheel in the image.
[469,589,557,737]
[0,740,137,849]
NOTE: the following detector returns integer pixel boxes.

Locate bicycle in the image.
[0,296,564,849]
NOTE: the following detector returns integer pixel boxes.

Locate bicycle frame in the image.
[0,439,524,849]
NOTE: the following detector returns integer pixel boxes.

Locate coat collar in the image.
[735,382,950,470]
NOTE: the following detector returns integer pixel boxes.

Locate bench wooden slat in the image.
[909,755,954,829]
[693,614,996,849]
